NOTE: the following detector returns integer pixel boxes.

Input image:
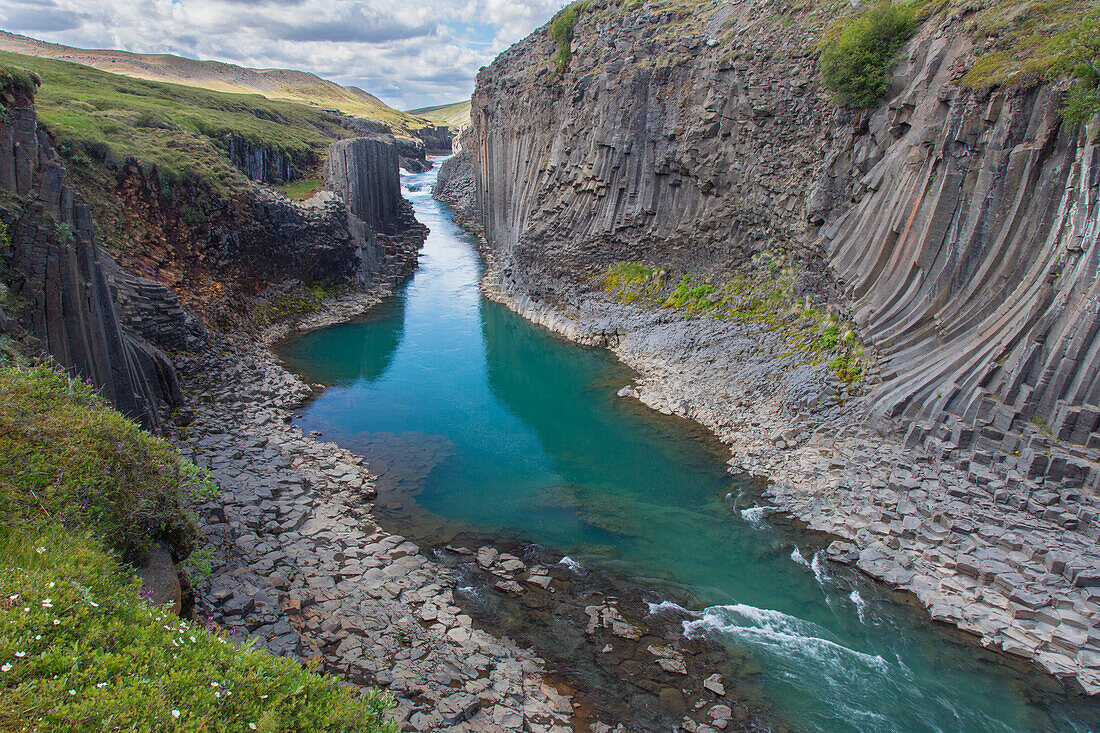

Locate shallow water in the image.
[277,164,1100,732]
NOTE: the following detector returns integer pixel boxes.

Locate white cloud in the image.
[0,0,567,108]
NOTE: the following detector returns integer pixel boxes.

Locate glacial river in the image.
[276,163,1100,732]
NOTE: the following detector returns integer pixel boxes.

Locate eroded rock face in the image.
[0,90,183,426]
[462,3,1100,492]
[451,1,1100,694]
[323,137,426,280]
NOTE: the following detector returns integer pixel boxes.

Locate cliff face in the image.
[0,82,426,424]
[0,87,186,426]
[323,137,426,281]
[462,1,1100,494]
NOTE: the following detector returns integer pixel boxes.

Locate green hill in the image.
[0,31,433,136]
[407,100,471,130]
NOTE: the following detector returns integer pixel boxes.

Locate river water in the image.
[276,164,1100,732]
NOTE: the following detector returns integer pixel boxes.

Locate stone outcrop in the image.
[341,117,452,173]
[224,134,308,184]
[447,0,1100,695]
[461,3,1100,492]
[323,137,426,281]
[0,82,184,426]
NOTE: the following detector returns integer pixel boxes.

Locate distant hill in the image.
[0,31,433,136]
[408,100,471,130]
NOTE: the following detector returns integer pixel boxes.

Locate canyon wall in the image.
[0,82,184,426]
[323,137,426,280]
[0,80,425,423]
[459,1,1100,495]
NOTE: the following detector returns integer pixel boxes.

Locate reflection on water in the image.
[275,163,1100,733]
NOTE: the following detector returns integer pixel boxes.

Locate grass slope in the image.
[0,31,431,136]
[0,50,352,192]
[0,363,397,732]
[406,100,471,129]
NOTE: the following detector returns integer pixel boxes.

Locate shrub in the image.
[819,1,917,108]
[1056,9,1100,125]
[550,6,578,74]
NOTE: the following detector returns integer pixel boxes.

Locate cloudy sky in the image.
[0,0,565,109]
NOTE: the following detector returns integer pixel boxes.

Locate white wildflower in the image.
[1,663,12,672]
[35,547,45,554]
[14,652,24,658]
[171,709,180,718]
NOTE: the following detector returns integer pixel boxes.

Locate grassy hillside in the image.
[406,100,471,129]
[0,50,354,193]
[0,31,433,136]
[0,363,398,732]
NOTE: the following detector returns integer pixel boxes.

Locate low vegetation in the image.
[0,50,349,193]
[406,100,472,130]
[961,0,1097,89]
[0,363,397,731]
[602,254,866,385]
[1054,8,1100,124]
[277,178,324,201]
[819,0,919,108]
[550,6,578,74]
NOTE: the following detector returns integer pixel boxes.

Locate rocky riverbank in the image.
[174,295,576,733]
[479,271,1100,698]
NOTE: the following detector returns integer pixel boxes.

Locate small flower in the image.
[35,547,45,555]
[171,709,180,719]
[34,635,40,641]
[14,652,24,658]
[52,619,59,625]
[96,682,107,688]
[1,663,12,672]
[47,582,54,588]
[68,690,75,696]
[41,599,53,608]
[249,725,256,730]
[88,601,99,608]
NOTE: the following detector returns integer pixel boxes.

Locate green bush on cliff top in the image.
[0,364,397,732]
[550,6,578,74]
[819,1,918,108]
[1056,8,1100,124]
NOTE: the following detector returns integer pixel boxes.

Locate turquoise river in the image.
[276,163,1100,733]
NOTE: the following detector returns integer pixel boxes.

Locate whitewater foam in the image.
[740,505,772,525]
[850,590,867,624]
[811,550,829,585]
[558,556,582,572]
[683,603,889,674]
[646,600,700,618]
[791,547,811,567]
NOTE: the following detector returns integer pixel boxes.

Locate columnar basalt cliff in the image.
[323,137,427,280]
[443,0,1100,694]
[0,82,184,426]
[0,80,425,422]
